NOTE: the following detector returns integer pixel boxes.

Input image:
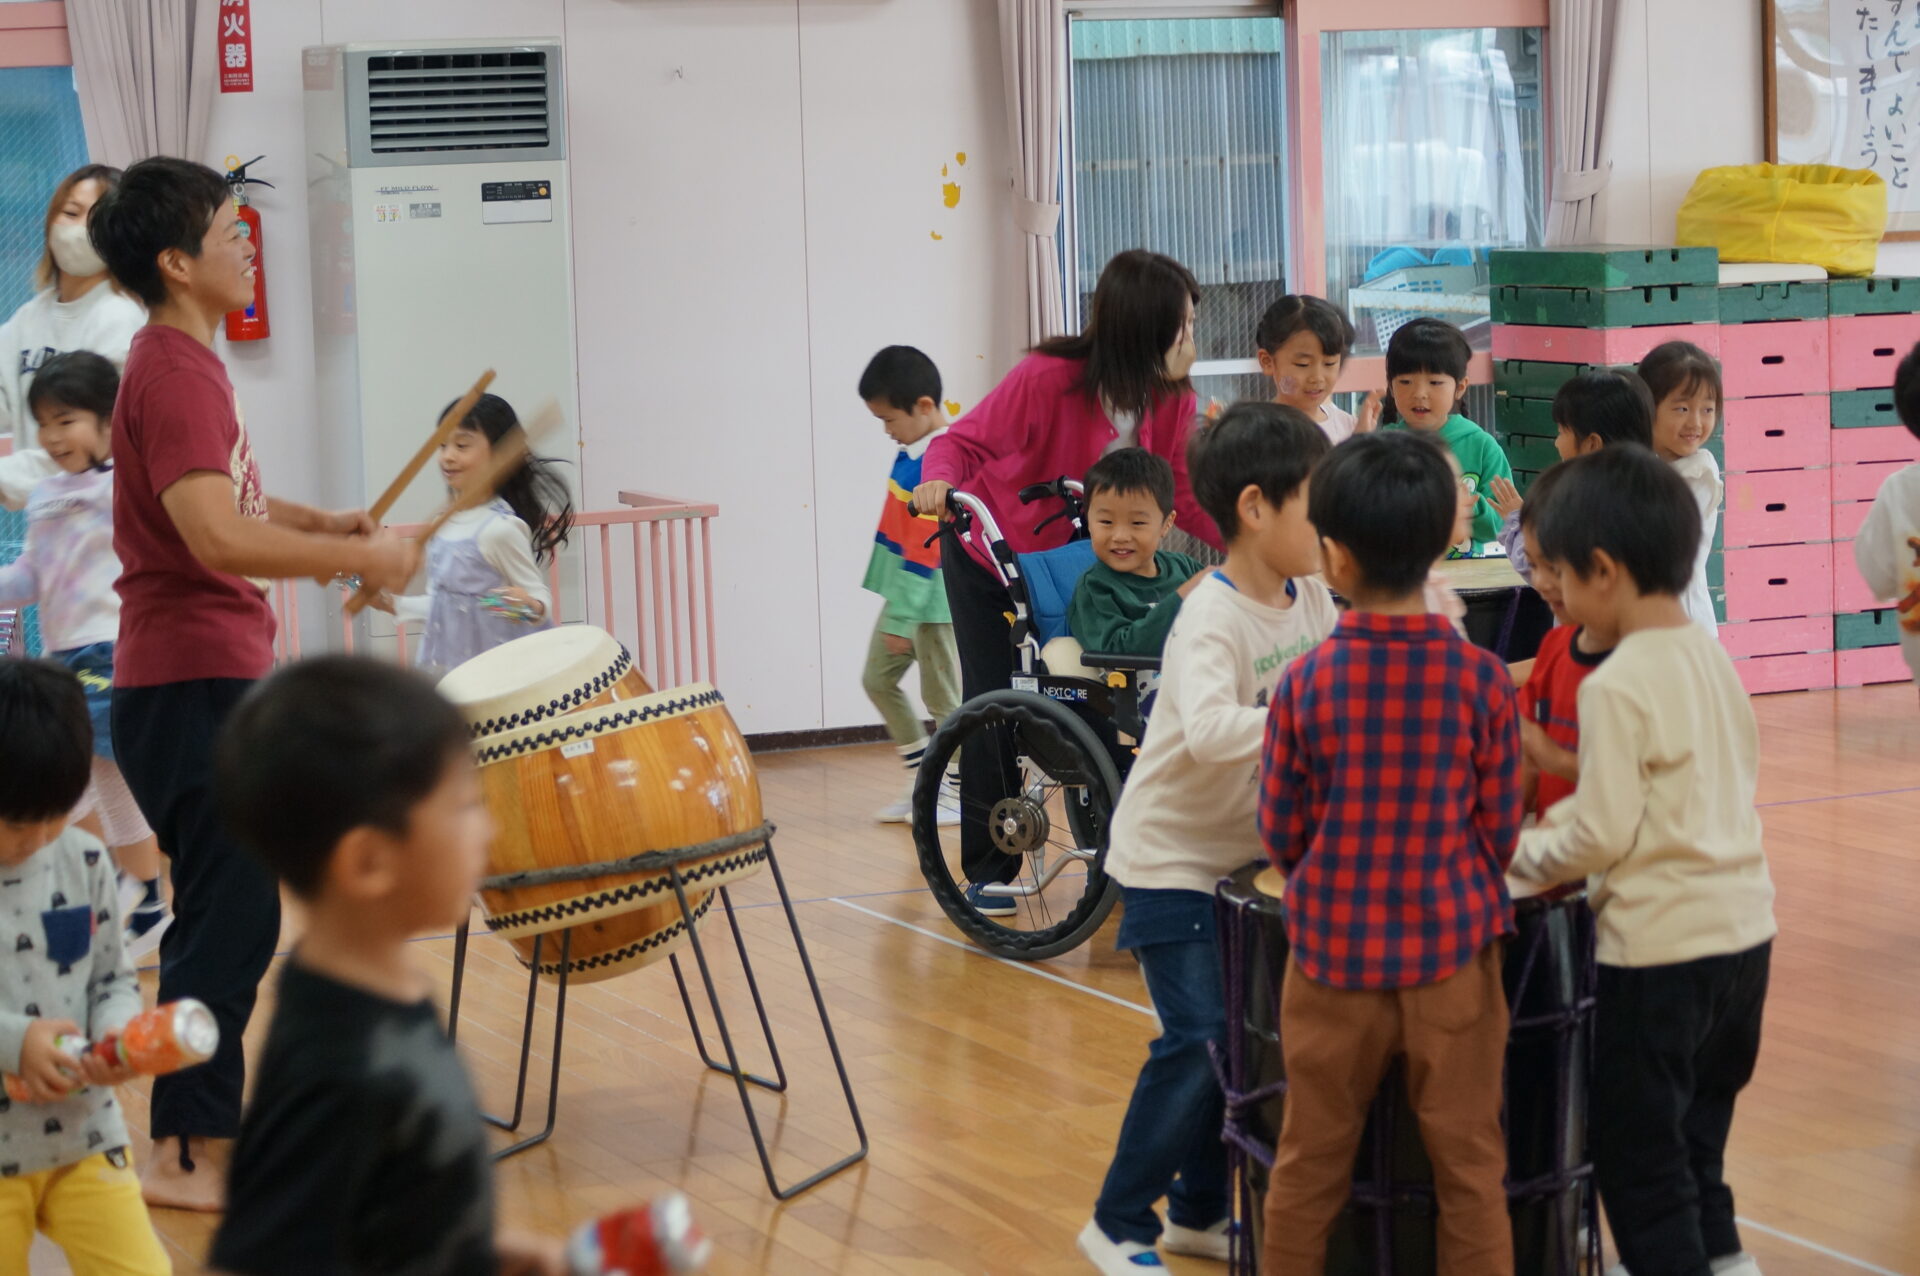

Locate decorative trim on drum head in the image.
[465,645,637,739]
[518,891,716,978]
[482,842,769,936]
[474,685,727,764]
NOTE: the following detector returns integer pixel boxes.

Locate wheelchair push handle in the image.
[1019,477,1086,538]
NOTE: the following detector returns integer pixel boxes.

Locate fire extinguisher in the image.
[224,154,272,342]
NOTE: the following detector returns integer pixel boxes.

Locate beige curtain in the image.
[68,0,217,168]
[1000,0,1067,344]
[1545,0,1621,246]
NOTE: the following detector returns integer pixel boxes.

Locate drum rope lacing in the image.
[472,687,727,763]
[518,892,717,975]
[464,645,639,739]
[479,822,776,893]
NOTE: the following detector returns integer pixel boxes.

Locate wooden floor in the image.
[34,683,1920,1275]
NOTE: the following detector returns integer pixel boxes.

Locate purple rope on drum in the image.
[1211,865,1603,1275]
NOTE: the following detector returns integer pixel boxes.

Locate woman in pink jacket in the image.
[912,249,1216,906]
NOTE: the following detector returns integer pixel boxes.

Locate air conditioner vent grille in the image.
[364,50,550,154]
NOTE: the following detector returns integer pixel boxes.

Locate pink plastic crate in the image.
[1833,500,1873,541]
[1722,469,1833,547]
[1491,323,1721,365]
[1836,645,1913,686]
[1720,319,1830,398]
[1718,614,1833,660]
[1832,540,1897,611]
[1733,651,1836,695]
[1829,313,1920,391]
[1722,542,1834,620]
[1831,425,1920,466]
[1832,460,1906,503]
[1723,395,1832,472]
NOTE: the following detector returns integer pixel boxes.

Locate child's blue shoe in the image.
[965,883,1018,917]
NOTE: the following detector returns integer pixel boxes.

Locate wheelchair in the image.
[911,478,1162,960]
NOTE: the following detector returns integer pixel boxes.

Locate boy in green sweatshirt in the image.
[1068,448,1206,657]
[1384,317,1511,552]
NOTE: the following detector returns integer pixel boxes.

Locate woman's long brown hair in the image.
[1036,249,1200,421]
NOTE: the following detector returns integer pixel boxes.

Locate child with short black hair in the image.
[1852,341,1920,689]
[208,656,563,1275]
[1382,317,1511,552]
[1254,295,1382,445]
[88,156,418,1207]
[0,658,168,1276]
[1067,447,1204,658]
[1078,403,1336,1275]
[1638,340,1725,635]
[1490,368,1656,579]
[1,352,169,956]
[1510,445,1775,1276]
[855,346,960,823]
[1259,429,1520,1276]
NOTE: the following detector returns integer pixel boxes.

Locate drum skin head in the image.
[439,625,649,738]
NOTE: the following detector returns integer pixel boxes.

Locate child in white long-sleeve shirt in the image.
[1077,403,1337,1275]
[0,658,168,1274]
[0,352,167,956]
[382,393,573,673]
[1853,341,1920,692]
[1638,341,1724,635]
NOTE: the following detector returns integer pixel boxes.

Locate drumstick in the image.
[367,369,496,525]
[346,401,562,616]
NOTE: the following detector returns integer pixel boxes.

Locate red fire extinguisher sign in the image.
[225,155,271,342]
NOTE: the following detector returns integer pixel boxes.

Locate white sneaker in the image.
[1076,1220,1165,1273]
[935,778,962,827]
[125,904,171,962]
[1162,1218,1231,1261]
[1710,1256,1763,1276]
[873,793,912,824]
[115,874,143,926]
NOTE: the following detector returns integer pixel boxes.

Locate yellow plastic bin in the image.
[1676,164,1888,278]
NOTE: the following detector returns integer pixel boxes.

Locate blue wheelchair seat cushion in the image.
[1019,539,1098,647]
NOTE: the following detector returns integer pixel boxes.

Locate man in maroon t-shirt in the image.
[89,158,416,1212]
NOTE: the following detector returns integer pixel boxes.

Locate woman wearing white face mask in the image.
[0,164,146,509]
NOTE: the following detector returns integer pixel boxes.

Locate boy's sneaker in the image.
[935,777,962,827]
[115,874,144,927]
[873,792,913,824]
[125,902,171,961]
[1710,1257,1763,1276]
[1076,1220,1164,1273]
[965,883,1018,917]
[1162,1219,1232,1260]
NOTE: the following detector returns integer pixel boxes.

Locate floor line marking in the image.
[1758,784,1920,809]
[1735,1217,1909,1276]
[830,897,1155,1018]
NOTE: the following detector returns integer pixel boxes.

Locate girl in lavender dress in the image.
[382,393,574,673]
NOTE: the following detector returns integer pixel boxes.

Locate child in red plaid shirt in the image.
[1257,431,1523,1276]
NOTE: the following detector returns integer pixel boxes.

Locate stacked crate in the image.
[1827,278,1920,687]
[1713,278,1835,694]
[1489,246,1720,498]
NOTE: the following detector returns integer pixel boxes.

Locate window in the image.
[1067,15,1289,410]
[0,64,86,656]
[1322,27,1546,353]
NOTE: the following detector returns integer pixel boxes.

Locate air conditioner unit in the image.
[303,39,581,629]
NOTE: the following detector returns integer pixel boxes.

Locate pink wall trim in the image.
[0,2,68,68]
[1333,351,1495,397]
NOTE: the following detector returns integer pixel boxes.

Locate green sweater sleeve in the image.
[1068,553,1198,655]
[1447,418,1513,546]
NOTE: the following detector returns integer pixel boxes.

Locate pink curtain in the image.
[1000,0,1067,344]
[1545,0,1621,246]
[68,0,217,168]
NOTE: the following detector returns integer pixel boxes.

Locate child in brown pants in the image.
[1256,432,1522,1275]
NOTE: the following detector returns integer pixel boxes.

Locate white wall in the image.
[196,0,1022,734]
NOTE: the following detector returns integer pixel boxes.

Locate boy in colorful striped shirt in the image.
[1258,431,1522,1276]
[858,346,960,824]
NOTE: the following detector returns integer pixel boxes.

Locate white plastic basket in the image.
[1350,264,1490,346]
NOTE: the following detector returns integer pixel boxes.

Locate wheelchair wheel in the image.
[912,689,1123,960]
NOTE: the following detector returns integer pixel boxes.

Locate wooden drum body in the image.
[472,683,769,982]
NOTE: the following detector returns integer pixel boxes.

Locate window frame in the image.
[1062,0,1551,391]
[0,2,71,70]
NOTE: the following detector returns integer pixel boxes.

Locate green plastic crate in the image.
[1493,395,1556,436]
[1718,281,1828,325]
[1706,550,1723,588]
[1826,277,1920,316]
[1512,469,1543,496]
[1494,358,1632,399]
[1489,245,1718,290]
[1702,433,1725,468]
[1835,609,1901,649]
[1503,433,1561,472]
[1491,283,1719,329]
[1831,388,1902,429]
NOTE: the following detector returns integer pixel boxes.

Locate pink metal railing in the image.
[269,491,719,688]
